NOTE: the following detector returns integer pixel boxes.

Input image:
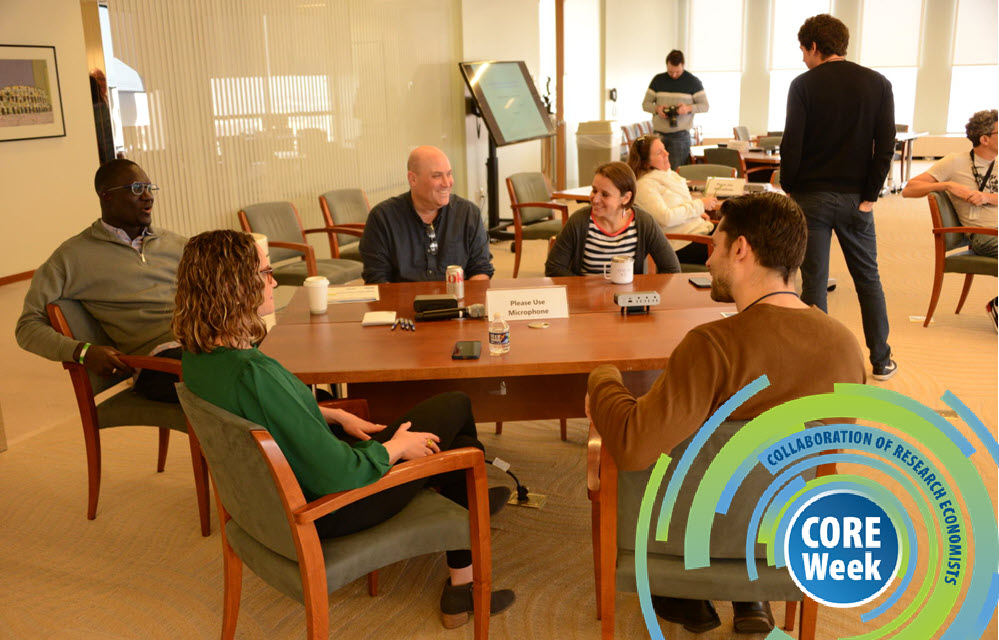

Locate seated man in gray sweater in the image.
[15,159,187,402]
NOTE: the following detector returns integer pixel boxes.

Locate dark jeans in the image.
[315,391,483,569]
[674,237,709,265]
[659,130,691,168]
[792,191,891,367]
[132,346,182,403]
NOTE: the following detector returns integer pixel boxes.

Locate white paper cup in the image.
[304,276,329,314]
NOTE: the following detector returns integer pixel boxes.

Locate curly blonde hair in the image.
[173,230,267,354]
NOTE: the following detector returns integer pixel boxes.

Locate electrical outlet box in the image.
[613,291,661,307]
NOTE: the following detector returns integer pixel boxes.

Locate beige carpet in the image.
[0,177,996,639]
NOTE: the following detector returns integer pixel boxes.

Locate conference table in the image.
[262,275,733,425]
[690,144,781,166]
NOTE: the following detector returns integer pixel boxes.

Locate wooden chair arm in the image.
[587,423,602,493]
[268,240,318,276]
[118,355,182,376]
[665,233,715,257]
[304,225,365,239]
[744,166,772,175]
[933,226,998,236]
[318,398,370,420]
[290,447,487,523]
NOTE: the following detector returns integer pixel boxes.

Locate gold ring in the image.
[426,439,434,448]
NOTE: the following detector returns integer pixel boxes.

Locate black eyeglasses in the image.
[105,182,160,196]
[425,224,438,256]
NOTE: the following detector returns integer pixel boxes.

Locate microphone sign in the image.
[785,490,900,607]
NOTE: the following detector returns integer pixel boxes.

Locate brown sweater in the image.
[587,304,866,471]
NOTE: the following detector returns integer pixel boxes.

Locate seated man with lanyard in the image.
[586,193,866,633]
[903,109,997,327]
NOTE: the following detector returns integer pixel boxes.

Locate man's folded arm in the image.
[15,259,79,363]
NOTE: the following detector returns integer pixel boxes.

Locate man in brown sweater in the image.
[586,192,866,633]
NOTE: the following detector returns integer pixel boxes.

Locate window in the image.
[687,0,743,137]
[768,0,830,132]
[947,0,999,132]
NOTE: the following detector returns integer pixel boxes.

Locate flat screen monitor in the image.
[459,60,554,147]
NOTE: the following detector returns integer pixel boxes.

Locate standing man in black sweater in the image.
[780,14,897,381]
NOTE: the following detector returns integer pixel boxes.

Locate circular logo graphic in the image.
[785,490,900,608]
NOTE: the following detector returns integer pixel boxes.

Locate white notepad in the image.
[361,311,397,326]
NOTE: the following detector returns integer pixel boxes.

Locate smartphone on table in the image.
[452,341,482,360]
[689,276,712,289]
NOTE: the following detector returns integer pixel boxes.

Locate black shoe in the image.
[488,486,512,516]
[733,601,774,633]
[440,579,515,629]
[872,359,898,381]
[651,596,720,633]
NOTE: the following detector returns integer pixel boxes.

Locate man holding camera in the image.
[642,50,709,168]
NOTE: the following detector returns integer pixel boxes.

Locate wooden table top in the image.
[278,274,722,324]
[261,305,730,385]
[263,274,733,385]
[691,145,781,165]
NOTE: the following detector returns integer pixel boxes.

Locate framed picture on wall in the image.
[0,44,66,142]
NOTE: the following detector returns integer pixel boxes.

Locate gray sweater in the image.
[15,220,187,363]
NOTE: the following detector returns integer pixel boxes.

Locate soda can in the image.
[446,265,464,303]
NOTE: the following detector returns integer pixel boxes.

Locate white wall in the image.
[460,0,543,226]
[0,0,100,276]
[603,0,680,126]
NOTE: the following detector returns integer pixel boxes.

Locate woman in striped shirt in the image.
[545,162,680,277]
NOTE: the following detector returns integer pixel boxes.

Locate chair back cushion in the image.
[51,299,129,395]
[703,148,743,177]
[676,164,737,181]
[176,384,299,561]
[733,126,750,141]
[240,202,305,264]
[758,135,782,149]
[928,192,969,252]
[509,172,554,224]
[617,420,816,560]
[320,189,369,248]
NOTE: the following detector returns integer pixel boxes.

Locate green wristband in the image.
[77,342,92,365]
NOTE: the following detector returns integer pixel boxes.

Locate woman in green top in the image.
[173,230,513,628]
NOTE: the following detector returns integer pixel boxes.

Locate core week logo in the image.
[632,377,998,640]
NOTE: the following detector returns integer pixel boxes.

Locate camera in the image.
[664,105,681,128]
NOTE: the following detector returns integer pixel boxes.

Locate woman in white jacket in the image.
[628,135,720,264]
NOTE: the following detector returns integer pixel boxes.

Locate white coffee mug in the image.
[603,255,634,284]
[304,276,330,314]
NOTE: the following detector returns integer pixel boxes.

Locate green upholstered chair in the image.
[675,164,737,182]
[923,192,998,327]
[46,301,210,535]
[732,125,751,142]
[587,422,821,639]
[506,172,569,278]
[238,202,363,286]
[176,384,493,640]
[771,168,782,188]
[758,135,782,149]
[703,147,747,178]
[318,188,369,262]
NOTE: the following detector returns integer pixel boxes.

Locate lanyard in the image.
[970,151,995,193]
[743,290,799,312]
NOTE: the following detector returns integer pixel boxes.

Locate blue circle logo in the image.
[785,490,900,607]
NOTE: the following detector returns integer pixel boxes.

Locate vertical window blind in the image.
[106,0,464,243]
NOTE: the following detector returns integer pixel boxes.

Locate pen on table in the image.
[391,319,399,331]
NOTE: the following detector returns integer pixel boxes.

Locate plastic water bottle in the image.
[488,313,510,355]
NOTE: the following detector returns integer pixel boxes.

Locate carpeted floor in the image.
[0,174,995,639]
